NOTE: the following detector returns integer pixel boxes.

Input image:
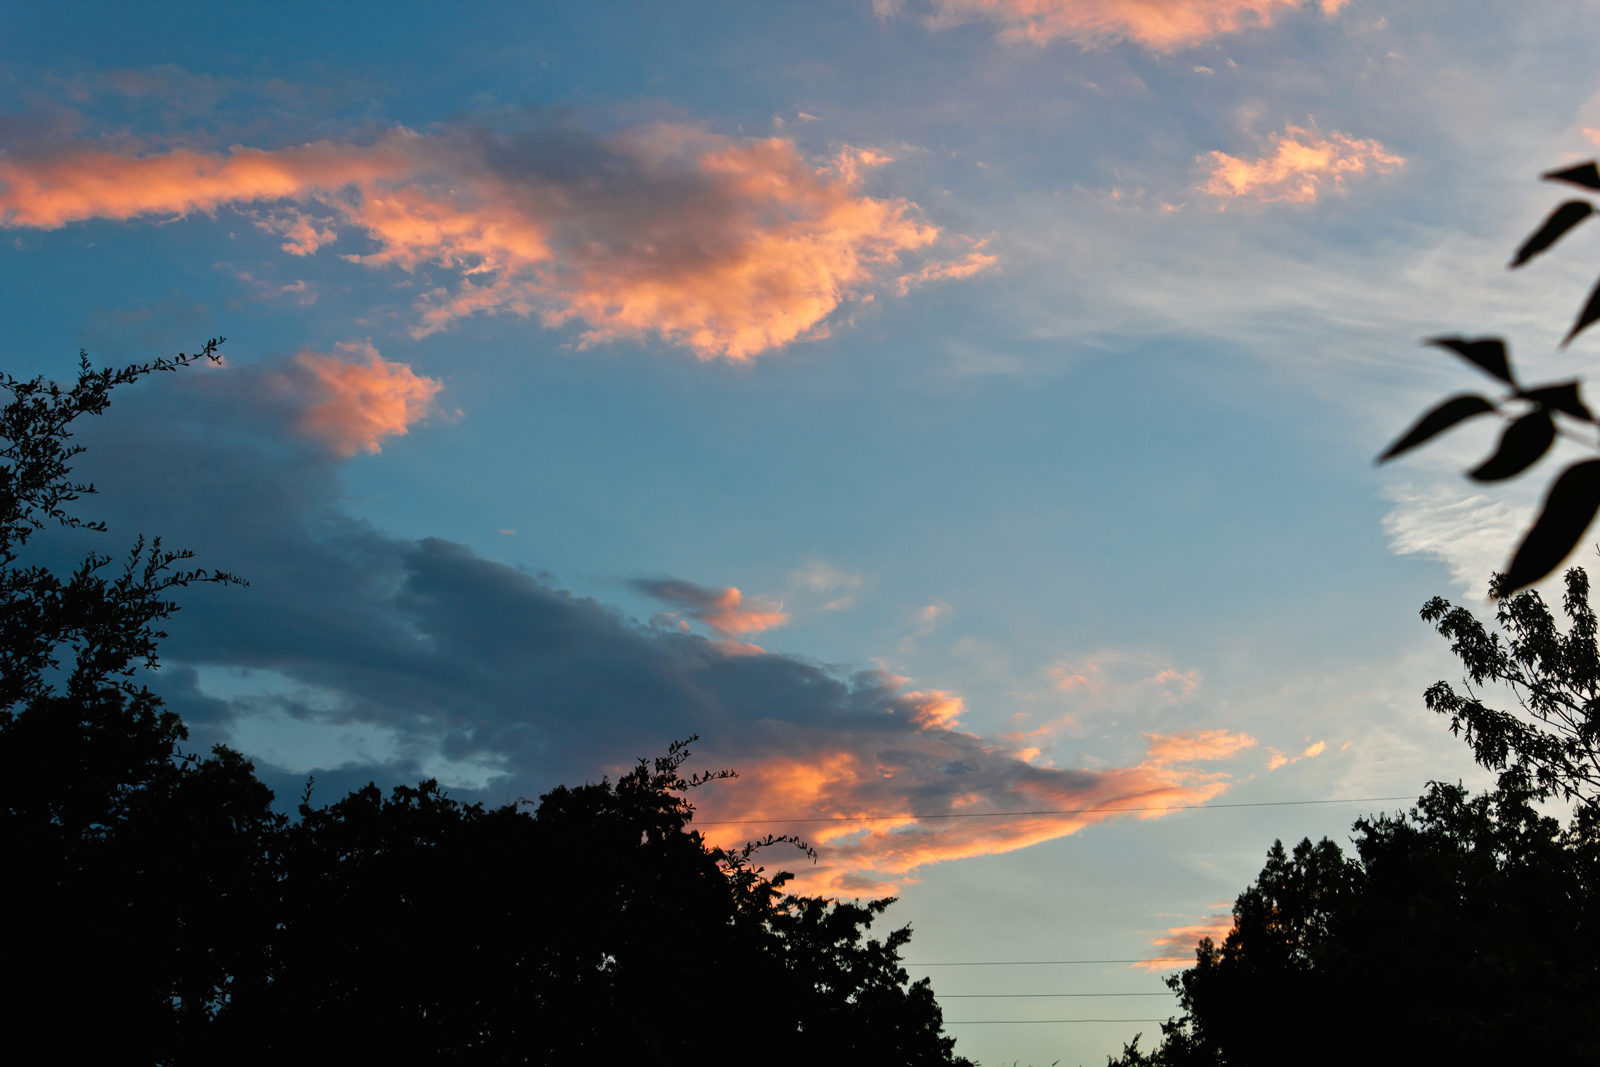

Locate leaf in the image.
[1562,273,1600,348]
[1543,162,1600,191]
[1517,381,1595,422]
[1511,201,1594,267]
[1502,459,1600,594]
[1427,336,1516,385]
[1468,412,1555,482]
[1377,394,1497,463]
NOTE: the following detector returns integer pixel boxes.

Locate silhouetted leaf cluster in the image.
[1420,565,1600,806]
[1379,165,1600,593]
[0,354,970,1066]
[1106,784,1600,1066]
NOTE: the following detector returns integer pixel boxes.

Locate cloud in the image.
[271,341,445,457]
[894,245,998,295]
[1199,124,1404,204]
[1143,728,1258,763]
[51,370,1261,896]
[1132,913,1234,971]
[0,122,974,359]
[636,578,791,635]
[1048,651,1201,705]
[791,560,863,592]
[890,0,1350,51]
[692,730,1244,894]
[1267,738,1326,770]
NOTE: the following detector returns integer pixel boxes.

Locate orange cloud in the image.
[0,124,967,360]
[1132,913,1234,971]
[1267,738,1326,770]
[894,245,998,295]
[1143,729,1258,763]
[691,708,1248,895]
[904,689,966,730]
[1200,124,1404,204]
[637,579,790,636]
[889,0,1350,51]
[266,341,444,457]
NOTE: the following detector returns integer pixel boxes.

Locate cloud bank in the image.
[57,359,1261,894]
[0,123,991,359]
[882,0,1350,51]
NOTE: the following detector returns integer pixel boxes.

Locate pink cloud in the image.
[894,244,998,295]
[637,578,790,636]
[268,341,444,457]
[0,124,974,360]
[888,0,1351,51]
[1200,124,1404,204]
[692,710,1250,895]
[1131,913,1234,971]
[1143,728,1258,763]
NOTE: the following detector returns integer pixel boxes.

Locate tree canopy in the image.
[1108,567,1600,1066]
[0,351,970,1066]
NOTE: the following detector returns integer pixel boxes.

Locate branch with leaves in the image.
[1380,163,1600,594]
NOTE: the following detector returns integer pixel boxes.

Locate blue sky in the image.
[7,2,1600,1061]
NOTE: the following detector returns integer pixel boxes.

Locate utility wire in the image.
[695,794,1417,826]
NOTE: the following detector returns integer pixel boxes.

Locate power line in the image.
[695,794,1417,826]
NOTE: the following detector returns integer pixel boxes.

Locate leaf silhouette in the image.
[1468,412,1555,482]
[1517,381,1595,422]
[1502,459,1600,593]
[1511,201,1594,267]
[1562,273,1600,348]
[1543,161,1600,191]
[1377,394,1497,463]
[1427,336,1516,385]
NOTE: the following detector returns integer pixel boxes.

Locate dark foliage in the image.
[1379,164,1600,593]
[0,350,967,1066]
[1421,566,1600,805]
[1109,570,1600,1065]
[221,743,965,1065]
[1107,784,1600,1066]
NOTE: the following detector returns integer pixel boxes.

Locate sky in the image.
[6,2,1600,1062]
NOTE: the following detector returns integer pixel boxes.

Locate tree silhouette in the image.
[1,342,285,1061]
[1420,566,1600,806]
[1107,784,1600,1066]
[0,350,968,1065]
[1379,163,1600,594]
[220,741,967,1064]
[1108,566,1600,1066]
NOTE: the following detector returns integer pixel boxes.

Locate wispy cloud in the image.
[882,0,1350,51]
[1200,124,1404,204]
[0,123,983,359]
[1132,913,1234,971]
[1267,738,1326,770]
[1144,728,1258,763]
[695,727,1250,894]
[636,578,791,635]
